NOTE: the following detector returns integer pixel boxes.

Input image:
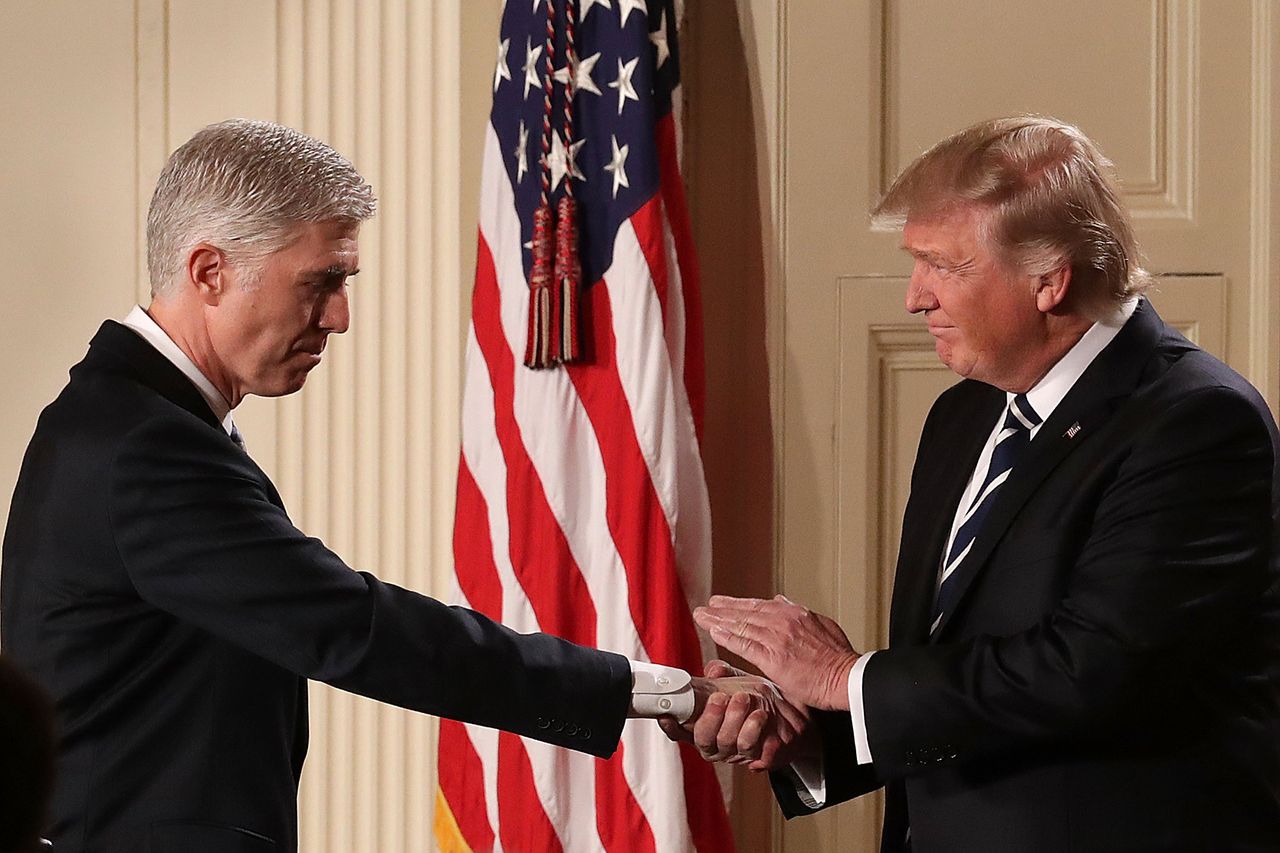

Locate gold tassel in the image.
[524,202,555,369]
[553,194,581,364]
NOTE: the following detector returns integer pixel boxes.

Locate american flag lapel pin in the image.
[1065,422,1082,439]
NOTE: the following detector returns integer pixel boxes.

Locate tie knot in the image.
[1004,393,1041,431]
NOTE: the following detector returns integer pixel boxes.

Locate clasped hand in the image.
[658,594,862,772]
[657,661,811,772]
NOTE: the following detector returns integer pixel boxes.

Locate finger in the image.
[753,732,786,772]
[698,598,786,621]
[815,612,855,648]
[692,694,729,758]
[703,659,737,679]
[696,604,797,644]
[736,708,769,759]
[707,658,753,678]
[699,618,780,671]
[706,595,768,608]
[656,716,692,743]
[714,693,757,759]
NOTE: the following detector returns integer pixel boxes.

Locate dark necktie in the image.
[931,393,1041,635]
[229,422,246,452]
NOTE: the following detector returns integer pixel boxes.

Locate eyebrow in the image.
[303,265,359,280]
[902,245,950,265]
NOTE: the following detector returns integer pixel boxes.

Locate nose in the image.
[319,287,351,334]
[905,263,938,315]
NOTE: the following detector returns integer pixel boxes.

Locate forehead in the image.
[277,220,361,268]
[901,205,988,258]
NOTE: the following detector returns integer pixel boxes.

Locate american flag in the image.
[433,0,733,851]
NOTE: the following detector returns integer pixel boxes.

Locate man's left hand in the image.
[693,594,860,711]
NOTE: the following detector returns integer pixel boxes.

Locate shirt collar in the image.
[1018,297,1140,429]
[120,305,235,435]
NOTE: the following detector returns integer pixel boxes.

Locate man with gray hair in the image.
[690,116,1280,851]
[0,119,781,852]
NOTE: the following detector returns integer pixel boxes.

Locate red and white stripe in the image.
[437,110,732,852]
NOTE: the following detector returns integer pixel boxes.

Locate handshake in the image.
[648,594,862,772]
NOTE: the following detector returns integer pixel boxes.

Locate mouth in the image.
[296,346,325,367]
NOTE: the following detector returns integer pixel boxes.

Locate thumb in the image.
[704,658,745,678]
[657,716,692,743]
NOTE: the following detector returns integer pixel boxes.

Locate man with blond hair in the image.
[693,116,1280,851]
[0,118,780,852]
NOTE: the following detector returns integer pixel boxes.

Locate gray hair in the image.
[873,115,1151,319]
[146,118,376,298]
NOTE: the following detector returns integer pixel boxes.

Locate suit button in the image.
[553,720,565,733]
[581,727,592,739]
[565,724,579,736]
[536,717,550,729]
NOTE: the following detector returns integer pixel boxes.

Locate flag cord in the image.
[524,0,582,369]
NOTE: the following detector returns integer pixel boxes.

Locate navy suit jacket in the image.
[774,302,1280,852]
[1,321,633,852]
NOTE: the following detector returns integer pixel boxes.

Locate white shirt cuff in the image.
[628,660,694,722]
[850,650,877,765]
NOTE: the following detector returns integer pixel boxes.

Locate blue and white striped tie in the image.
[931,393,1041,635]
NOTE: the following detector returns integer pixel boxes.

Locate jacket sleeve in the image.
[769,709,883,817]
[862,383,1278,780]
[106,415,632,757]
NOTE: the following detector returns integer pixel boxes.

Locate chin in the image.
[253,375,310,399]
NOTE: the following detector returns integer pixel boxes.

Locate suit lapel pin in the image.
[1065,422,1082,439]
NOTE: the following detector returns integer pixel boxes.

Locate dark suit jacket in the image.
[1,321,633,852]
[773,302,1280,852]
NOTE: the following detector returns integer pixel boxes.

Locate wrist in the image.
[819,652,859,711]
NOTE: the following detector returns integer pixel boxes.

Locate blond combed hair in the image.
[873,116,1151,318]
[146,118,377,298]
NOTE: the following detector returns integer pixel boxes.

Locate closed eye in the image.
[302,266,358,292]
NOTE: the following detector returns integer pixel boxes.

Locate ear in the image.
[185,243,230,306]
[1034,264,1072,314]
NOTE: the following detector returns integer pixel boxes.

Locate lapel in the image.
[926,301,1170,641]
[84,321,289,510]
[84,320,225,433]
[890,381,1005,645]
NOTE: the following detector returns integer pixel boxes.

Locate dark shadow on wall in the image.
[683,2,779,849]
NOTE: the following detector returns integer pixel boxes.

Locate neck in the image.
[146,298,241,407]
[1005,314,1094,394]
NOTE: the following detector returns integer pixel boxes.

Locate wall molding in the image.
[133,0,169,304]
[875,0,1197,222]
[1248,0,1278,408]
